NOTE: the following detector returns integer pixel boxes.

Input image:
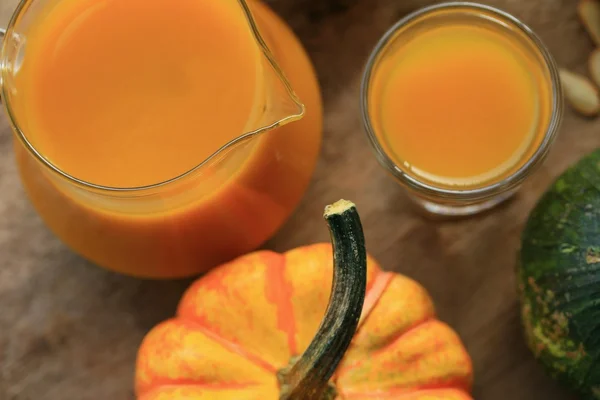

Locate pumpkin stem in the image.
[279,199,367,400]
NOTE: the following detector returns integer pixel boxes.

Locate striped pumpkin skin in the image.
[135,243,473,400]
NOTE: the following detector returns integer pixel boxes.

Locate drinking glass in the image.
[361,2,563,217]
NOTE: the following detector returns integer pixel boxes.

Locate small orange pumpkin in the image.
[135,201,473,399]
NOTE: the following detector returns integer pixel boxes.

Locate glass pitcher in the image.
[0,0,323,278]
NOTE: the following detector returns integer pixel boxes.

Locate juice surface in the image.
[16,0,260,187]
[370,24,549,187]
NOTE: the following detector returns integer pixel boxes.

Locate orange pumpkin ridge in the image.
[178,318,277,373]
[359,271,395,326]
[263,252,298,355]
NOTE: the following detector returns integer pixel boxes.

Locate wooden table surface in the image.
[0,0,594,399]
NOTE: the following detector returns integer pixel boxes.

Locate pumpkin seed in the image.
[579,0,600,45]
[560,69,600,117]
[589,48,600,87]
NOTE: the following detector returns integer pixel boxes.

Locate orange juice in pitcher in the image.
[1,0,323,277]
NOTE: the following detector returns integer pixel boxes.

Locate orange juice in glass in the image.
[362,2,562,216]
[0,0,322,278]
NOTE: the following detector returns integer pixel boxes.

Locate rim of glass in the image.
[0,0,304,193]
[360,1,563,201]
